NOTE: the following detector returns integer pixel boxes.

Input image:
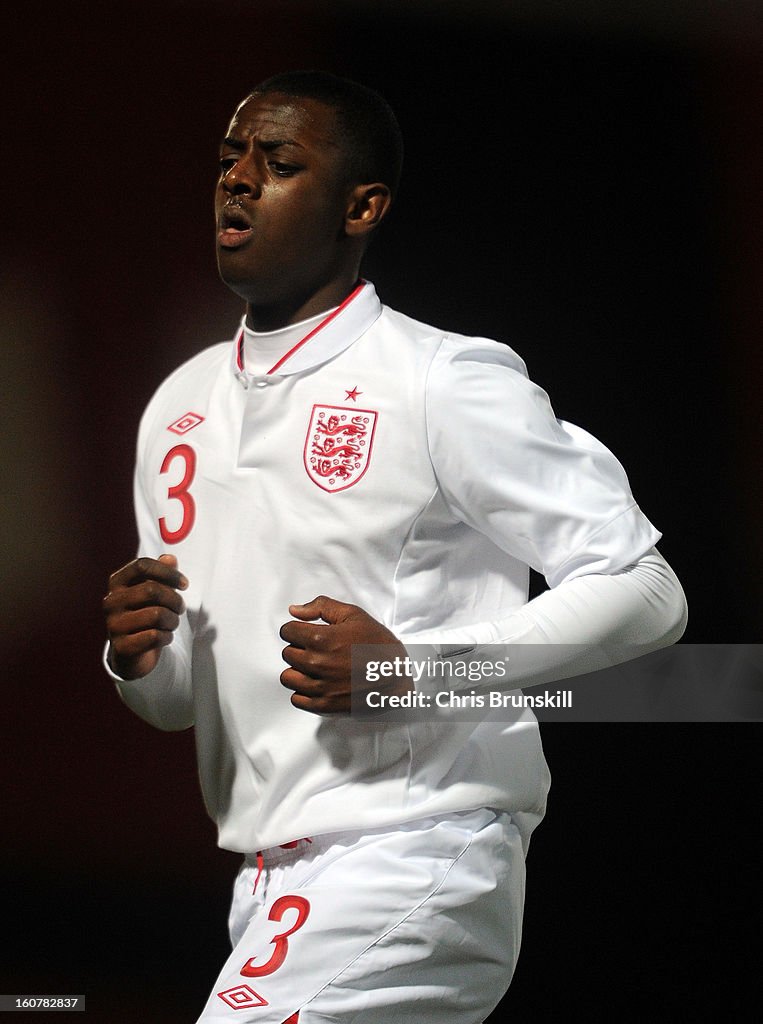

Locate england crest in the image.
[304,405,378,492]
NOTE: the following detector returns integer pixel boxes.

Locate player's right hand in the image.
[103,554,188,680]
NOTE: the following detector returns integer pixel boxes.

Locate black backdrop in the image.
[2,2,761,1020]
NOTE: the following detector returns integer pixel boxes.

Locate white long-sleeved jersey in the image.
[108,281,686,854]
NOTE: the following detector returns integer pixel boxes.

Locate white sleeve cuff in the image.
[102,637,195,732]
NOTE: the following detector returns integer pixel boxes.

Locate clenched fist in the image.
[280,595,411,714]
[104,554,188,680]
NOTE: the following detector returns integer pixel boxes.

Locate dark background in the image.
[1,1,761,1020]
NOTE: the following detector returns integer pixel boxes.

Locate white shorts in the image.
[195,809,526,1024]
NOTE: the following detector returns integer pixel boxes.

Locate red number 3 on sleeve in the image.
[158,444,197,543]
[240,896,311,978]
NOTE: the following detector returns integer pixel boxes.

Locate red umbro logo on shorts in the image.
[304,405,378,493]
[217,984,268,1010]
[167,412,205,435]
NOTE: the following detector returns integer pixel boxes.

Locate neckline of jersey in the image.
[234,279,372,378]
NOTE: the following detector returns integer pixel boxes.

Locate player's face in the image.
[215,93,353,318]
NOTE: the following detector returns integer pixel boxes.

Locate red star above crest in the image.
[345,386,362,402]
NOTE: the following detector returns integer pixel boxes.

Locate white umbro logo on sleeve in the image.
[167,412,205,435]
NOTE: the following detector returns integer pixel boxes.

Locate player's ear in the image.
[345,183,392,239]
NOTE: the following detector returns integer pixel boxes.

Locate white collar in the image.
[241,308,334,374]
[230,280,382,386]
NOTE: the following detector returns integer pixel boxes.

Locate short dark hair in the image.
[249,70,404,198]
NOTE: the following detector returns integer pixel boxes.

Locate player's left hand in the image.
[280,596,411,714]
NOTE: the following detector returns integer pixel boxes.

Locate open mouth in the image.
[218,209,254,248]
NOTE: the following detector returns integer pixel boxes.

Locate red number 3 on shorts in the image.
[240,895,311,978]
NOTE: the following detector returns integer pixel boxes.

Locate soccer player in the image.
[103,71,687,1023]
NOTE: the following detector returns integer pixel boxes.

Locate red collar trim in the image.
[235,281,366,376]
